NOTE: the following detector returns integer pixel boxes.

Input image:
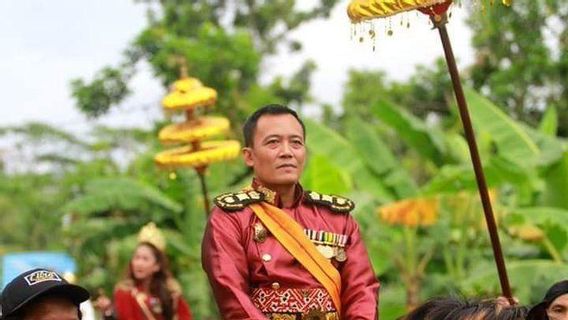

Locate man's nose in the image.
[279,141,293,157]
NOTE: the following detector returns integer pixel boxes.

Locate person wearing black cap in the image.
[528,280,568,320]
[0,268,90,320]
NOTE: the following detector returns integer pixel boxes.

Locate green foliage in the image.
[70,0,339,120]
[342,70,390,120]
[302,154,352,194]
[3,1,568,318]
[467,0,568,136]
[341,61,454,128]
[539,106,558,137]
[344,116,418,199]
[540,152,568,209]
[64,177,183,216]
[370,99,447,166]
[304,119,394,202]
[270,60,318,110]
[462,260,568,304]
[4,85,567,318]
[339,79,568,311]
[70,67,131,118]
[465,89,542,168]
[0,173,67,251]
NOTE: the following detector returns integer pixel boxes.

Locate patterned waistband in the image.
[251,287,335,314]
[265,311,339,320]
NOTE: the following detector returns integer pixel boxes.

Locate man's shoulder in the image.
[213,189,264,212]
[303,190,355,214]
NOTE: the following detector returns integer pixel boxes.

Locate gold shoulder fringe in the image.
[304,191,355,214]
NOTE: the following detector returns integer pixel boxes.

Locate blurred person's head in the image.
[401,296,527,320]
[128,241,172,284]
[0,268,89,320]
[528,280,568,320]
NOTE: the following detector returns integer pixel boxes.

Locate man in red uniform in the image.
[202,104,379,319]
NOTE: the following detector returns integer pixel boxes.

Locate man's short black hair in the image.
[401,296,528,320]
[242,104,306,147]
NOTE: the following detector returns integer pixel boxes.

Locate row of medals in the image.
[316,243,347,262]
[253,223,347,262]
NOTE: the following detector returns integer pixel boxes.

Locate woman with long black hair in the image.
[97,223,193,320]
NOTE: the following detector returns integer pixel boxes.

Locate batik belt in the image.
[265,310,339,320]
[251,287,336,319]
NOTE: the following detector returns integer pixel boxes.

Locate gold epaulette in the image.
[303,191,355,214]
[213,190,265,212]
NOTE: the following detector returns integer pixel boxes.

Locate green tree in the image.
[71,0,340,125]
[341,61,455,129]
[0,123,128,251]
[466,0,568,136]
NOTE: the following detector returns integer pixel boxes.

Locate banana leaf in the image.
[305,119,394,202]
[302,154,352,195]
[421,156,539,199]
[464,88,541,168]
[522,125,566,167]
[345,116,418,199]
[538,106,558,137]
[539,152,568,209]
[507,207,568,227]
[461,260,568,303]
[370,99,447,166]
[63,177,183,215]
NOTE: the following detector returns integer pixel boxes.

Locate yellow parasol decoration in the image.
[347,0,515,302]
[155,64,241,216]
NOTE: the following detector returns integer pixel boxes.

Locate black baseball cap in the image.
[0,268,90,319]
[527,280,568,320]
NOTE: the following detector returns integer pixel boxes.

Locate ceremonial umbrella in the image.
[347,0,514,301]
[155,64,241,216]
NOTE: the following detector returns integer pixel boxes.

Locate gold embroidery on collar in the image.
[256,185,277,205]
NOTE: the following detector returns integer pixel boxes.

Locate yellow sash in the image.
[249,202,342,316]
[132,289,157,320]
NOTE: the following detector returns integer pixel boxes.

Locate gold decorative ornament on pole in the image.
[347,0,515,303]
[155,66,240,216]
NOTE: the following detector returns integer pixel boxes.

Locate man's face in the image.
[547,294,568,320]
[23,296,80,320]
[243,113,306,189]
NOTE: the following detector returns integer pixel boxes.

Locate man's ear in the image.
[242,147,254,167]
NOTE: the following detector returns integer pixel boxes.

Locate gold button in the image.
[271,282,280,290]
[262,253,272,262]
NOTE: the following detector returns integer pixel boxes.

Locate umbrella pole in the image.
[196,166,211,216]
[433,13,513,302]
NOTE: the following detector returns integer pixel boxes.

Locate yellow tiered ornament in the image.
[154,65,241,215]
[161,77,217,112]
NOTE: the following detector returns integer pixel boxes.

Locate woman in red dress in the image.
[97,223,193,320]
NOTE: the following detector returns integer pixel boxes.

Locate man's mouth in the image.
[277,164,296,169]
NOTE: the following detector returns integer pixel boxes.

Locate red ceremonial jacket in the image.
[202,182,380,319]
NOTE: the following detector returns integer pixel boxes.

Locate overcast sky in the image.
[0,0,474,132]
